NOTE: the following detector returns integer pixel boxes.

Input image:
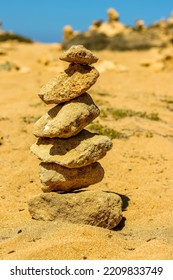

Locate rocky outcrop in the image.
[62,8,173,51]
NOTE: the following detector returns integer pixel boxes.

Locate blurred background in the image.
[0,0,173,43]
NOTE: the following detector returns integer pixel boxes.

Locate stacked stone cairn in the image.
[28,45,122,229]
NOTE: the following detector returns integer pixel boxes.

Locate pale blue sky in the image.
[1,0,173,42]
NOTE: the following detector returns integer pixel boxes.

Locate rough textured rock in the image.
[59,45,98,64]
[28,190,122,229]
[38,63,99,104]
[30,130,112,168]
[33,93,100,138]
[39,162,104,192]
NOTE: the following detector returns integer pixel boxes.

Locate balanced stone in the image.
[39,162,104,192]
[38,63,99,104]
[30,129,113,168]
[59,45,99,65]
[28,190,122,229]
[33,92,100,138]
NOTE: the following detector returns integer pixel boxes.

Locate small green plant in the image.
[97,92,110,96]
[161,98,173,104]
[100,108,160,121]
[88,122,126,139]
[161,98,173,112]
[146,112,160,121]
[100,109,108,118]
[29,102,42,108]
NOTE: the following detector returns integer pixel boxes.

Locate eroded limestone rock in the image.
[30,130,113,168]
[38,63,99,104]
[33,93,100,138]
[28,190,122,229]
[40,162,104,192]
[59,45,98,64]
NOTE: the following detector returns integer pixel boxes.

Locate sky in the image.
[0,0,173,43]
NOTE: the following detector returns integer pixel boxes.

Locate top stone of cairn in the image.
[59,45,98,65]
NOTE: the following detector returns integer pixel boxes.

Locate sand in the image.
[0,41,173,260]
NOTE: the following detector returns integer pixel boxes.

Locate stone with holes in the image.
[38,63,99,104]
[33,93,100,138]
[59,45,99,64]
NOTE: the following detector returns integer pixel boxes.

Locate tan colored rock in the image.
[39,162,104,192]
[28,190,122,229]
[33,93,100,138]
[30,129,113,168]
[135,19,145,30]
[38,63,99,104]
[98,21,125,37]
[107,8,119,22]
[59,45,98,65]
[89,20,103,32]
[63,25,74,40]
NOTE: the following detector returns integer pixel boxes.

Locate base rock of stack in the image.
[39,162,104,192]
[38,63,99,104]
[33,92,100,138]
[28,190,122,229]
[30,129,112,168]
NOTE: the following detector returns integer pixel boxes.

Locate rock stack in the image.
[28,45,122,229]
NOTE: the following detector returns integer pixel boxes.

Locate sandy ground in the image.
[0,41,173,260]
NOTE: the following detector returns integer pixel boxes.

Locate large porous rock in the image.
[28,190,122,229]
[38,63,99,104]
[33,93,100,138]
[40,162,104,192]
[59,45,98,64]
[30,129,112,168]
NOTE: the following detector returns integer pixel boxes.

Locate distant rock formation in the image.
[62,25,79,41]
[0,19,32,43]
[0,31,33,43]
[135,19,145,30]
[62,8,173,51]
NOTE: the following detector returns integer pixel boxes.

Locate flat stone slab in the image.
[33,93,100,138]
[38,63,99,104]
[28,190,122,229]
[59,45,99,64]
[30,130,112,168]
[40,162,104,192]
